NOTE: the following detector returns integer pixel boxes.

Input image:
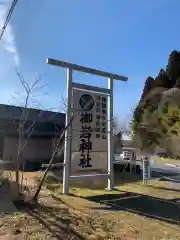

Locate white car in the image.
[120,150,135,161]
[114,149,136,164]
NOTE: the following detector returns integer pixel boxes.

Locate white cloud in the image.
[0,0,19,66]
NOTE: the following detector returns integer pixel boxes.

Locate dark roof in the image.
[0,104,66,137]
[0,104,65,126]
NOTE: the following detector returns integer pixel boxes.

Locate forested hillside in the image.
[132,51,180,157]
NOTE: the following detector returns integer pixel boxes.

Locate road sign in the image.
[142,156,151,183]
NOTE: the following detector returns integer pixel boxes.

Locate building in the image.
[0,104,141,172]
[0,104,65,169]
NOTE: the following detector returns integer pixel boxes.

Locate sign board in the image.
[142,156,151,182]
[70,88,108,173]
[46,57,128,194]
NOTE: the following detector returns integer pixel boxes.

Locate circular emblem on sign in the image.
[79,94,94,111]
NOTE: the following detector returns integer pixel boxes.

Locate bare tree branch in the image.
[33,113,76,201]
[12,71,47,194]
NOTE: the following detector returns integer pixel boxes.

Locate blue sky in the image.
[0,0,180,124]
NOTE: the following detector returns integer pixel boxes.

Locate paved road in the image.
[114,155,180,181]
[152,161,180,174]
[150,161,180,183]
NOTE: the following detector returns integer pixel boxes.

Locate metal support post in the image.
[63,68,72,194]
[107,77,114,190]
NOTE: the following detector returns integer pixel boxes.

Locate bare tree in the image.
[11,71,46,194]
[33,93,89,200]
[33,113,76,200]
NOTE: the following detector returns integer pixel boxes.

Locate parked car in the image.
[120,150,134,161]
[113,149,141,174]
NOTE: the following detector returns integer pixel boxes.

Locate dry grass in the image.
[1,171,180,239]
[53,180,180,240]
